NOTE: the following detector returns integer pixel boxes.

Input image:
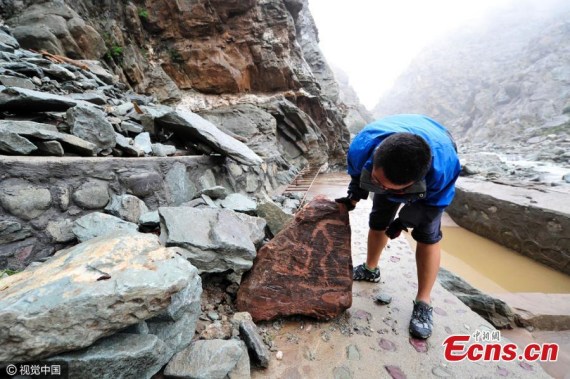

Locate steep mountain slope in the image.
[373,0,570,151]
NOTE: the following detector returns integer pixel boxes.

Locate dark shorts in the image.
[369,194,443,244]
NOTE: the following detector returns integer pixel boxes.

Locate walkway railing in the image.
[283,164,325,207]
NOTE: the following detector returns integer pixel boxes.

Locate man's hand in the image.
[385,218,408,239]
[335,197,357,211]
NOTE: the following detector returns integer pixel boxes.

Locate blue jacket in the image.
[347,114,460,208]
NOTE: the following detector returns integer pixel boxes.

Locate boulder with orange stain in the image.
[236,196,352,321]
[0,232,202,363]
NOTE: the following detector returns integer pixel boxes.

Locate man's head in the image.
[372,133,431,189]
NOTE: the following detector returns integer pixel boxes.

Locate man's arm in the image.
[336,175,369,211]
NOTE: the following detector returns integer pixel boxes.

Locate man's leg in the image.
[353,194,399,282]
[415,242,441,304]
[366,229,389,269]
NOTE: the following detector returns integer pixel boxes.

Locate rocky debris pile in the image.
[236,197,353,321]
[458,143,570,191]
[0,189,289,377]
[0,26,261,165]
[0,233,202,365]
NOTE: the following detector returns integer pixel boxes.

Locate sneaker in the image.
[409,300,434,339]
[353,263,381,282]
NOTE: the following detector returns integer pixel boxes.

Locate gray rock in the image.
[104,194,149,223]
[563,173,570,183]
[0,120,97,156]
[201,194,218,208]
[0,220,32,244]
[114,102,134,116]
[147,307,201,354]
[159,207,257,274]
[219,193,257,213]
[123,172,163,197]
[239,319,270,368]
[72,181,110,209]
[257,199,294,236]
[139,210,160,227]
[46,219,75,243]
[198,185,229,200]
[164,339,250,379]
[0,75,35,90]
[47,333,171,379]
[374,293,393,305]
[181,198,207,208]
[133,132,152,154]
[69,92,108,105]
[80,61,115,84]
[0,184,51,220]
[0,86,80,112]
[72,213,138,242]
[0,129,37,155]
[156,110,263,166]
[198,169,217,190]
[151,142,176,157]
[0,30,19,49]
[67,105,116,152]
[438,268,516,328]
[165,162,196,205]
[114,133,143,157]
[120,120,143,134]
[139,104,172,135]
[43,64,75,81]
[234,212,266,248]
[35,140,64,156]
[0,233,200,362]
[122,321,150,335]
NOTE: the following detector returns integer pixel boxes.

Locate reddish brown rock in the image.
[236,196,352,321]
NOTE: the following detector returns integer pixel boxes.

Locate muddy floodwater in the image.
[307,172,570,295]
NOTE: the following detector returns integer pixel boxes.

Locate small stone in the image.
[385,365,407,379]
[375,293,393,305]
[409,338,428,353]
[346,344,361,360]
[497,366,510,377]
[276,351,283,360]
[432,365,453,377]
[434,307,448,316]
[134,132,152,154]
[378,338,397,352]
[333,366,352,379]
[207,312,219,321]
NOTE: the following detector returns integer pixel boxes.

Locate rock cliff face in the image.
[0,0,350,167]
[372,0,570,155]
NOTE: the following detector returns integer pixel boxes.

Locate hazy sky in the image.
[308,0,514,110]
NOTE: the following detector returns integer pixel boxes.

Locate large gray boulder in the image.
[47,334,172,379]
[156,110,263,166]
[0,233,202,362]
[72,213,138,242]
[159,207,265,274]
[67,105,116,152]
[164,339,250,379]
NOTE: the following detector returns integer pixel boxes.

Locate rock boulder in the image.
[0,232,202,363]
[236,196,352,321]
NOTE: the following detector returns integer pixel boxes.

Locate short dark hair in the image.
[373,133,431,184]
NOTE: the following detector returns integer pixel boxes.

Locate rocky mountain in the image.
[0,0,352,169]
[372,0,570,162]
[332,65,374,136]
